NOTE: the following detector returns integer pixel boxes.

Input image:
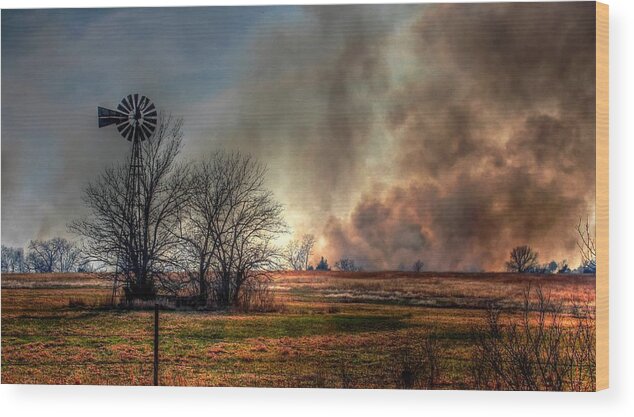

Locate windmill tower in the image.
[97,94,157,298]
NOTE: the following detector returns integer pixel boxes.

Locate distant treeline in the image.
[1,238,92,273]
[2,239,595,275]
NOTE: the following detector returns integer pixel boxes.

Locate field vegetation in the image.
[2,271,595,390]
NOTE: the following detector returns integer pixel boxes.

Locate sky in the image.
[1,3,596,271]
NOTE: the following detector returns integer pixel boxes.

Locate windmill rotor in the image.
[98,94,157,142]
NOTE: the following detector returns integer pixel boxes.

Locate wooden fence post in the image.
[154,302,159,386]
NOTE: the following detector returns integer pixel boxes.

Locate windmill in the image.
[97,94,158,298]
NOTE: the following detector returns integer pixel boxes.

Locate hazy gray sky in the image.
[2,3,596,270]
[1,6,300,242]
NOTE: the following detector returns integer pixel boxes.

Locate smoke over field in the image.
[2,3,596,271]
[206,3,596,270]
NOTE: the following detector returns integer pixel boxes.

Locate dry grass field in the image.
[1,271,596,390]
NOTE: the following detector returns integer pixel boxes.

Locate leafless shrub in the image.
[577,216,596,273]
[334,258,361,272]
[470,285,595,391]
[125,298,177,310]
[394,334,440,389]
[310,366,328,388]
[326,305,341,314]
[395,345,421,389]
[338,356,354,389]
[67,297,88,309]
[233,272,282,312]
[68,295,122,309]
[412,259,425,273]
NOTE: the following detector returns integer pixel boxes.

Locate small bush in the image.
[326,305,341,314]
[334,258,361,272]
[234,274,284,312]
[394,334,440,389]
[68,295,120,309]
[68,297,87,308]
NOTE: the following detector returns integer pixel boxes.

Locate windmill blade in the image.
[118,122,133,141]
[97,107,127,128]
[118,96,132,113]
[121,95,134,113]
[127,125,136,141]
[140,124,153,140]
[139,96,150,110]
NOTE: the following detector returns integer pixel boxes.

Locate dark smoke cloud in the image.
[321,3,596,270]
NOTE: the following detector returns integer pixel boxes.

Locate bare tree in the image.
[210,153,286,307]
[51,237,82,272]
[1,245,25,273]
[285,234,316,271]
[175,152,286,308]
[505,245,539,273]
[334,258,360,272]
[412,259,425,273]
[175,152,235,304]
[26,240,57,272]
[284,239,302,271]
[576,217,596,273]
[70,116,191,300]
[299,235,316,270]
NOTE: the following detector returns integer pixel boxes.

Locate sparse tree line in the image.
[1,238,90,273]
[505,218,596,275]
[282,237,364,272]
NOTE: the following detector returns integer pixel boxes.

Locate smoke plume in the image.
[318,3,596,270]
[216,3,596,270]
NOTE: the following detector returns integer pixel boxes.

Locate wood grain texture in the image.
[595,1,609,392]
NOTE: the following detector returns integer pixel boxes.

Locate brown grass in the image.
[1,271,595,389]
